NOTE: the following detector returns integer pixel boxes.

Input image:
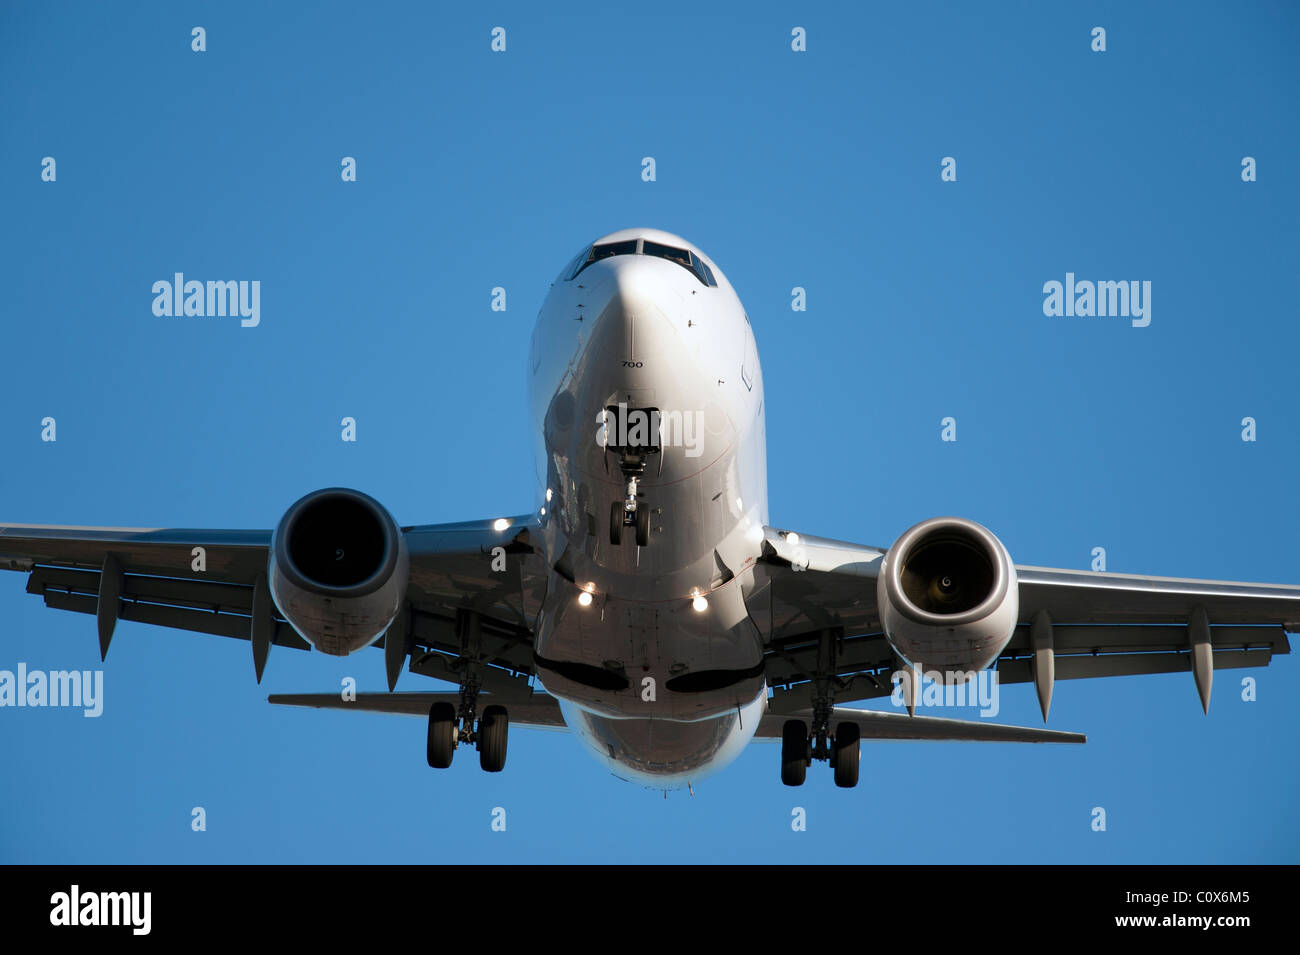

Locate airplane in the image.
[2,226,1297,790]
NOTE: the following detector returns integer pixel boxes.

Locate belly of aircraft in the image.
[533,572,769,786]
[556,689,766,789]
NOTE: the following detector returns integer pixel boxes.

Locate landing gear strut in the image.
[779,627,859,788]
[425,610,510,773]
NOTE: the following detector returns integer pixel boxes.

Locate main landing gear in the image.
[426,611,510,773]
[781,719,860,788]
[426,692,510,773]
[780,627,860,788]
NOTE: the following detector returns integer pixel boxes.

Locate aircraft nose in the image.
[604,256,663,320]
[582,256,676,359]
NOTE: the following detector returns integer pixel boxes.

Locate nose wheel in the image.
[635,501,649,546]
[609,475,650,547]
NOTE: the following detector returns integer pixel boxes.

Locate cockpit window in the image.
[558,245,590,282]
[590,240,639,262]
[565,236,719,287]
[642,240,690,270]
[692,255,717,287]
[573,240,639,278]
[642,240,717,287]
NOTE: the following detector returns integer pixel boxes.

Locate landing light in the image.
[786,532,800,545]
[578,591,593,608]
[692,595,708,613]
[546,488,553,502]
[493,518,510,532]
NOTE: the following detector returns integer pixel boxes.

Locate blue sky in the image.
[1,1,1297,863]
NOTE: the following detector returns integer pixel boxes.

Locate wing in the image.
[753,525,1297,719]
[0,515,549,691]
[0,524,298,654]
[267,691,567,731]
[754,706,1085,743]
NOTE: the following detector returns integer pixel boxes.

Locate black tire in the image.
[479,705,509,773]
[833,721,860,788]
[427,701,457,769]
[781,719,808,786]
[635,502,650,547]
[610,501,623,545]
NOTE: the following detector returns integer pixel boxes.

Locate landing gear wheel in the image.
[832,721,860,788]
[635,502,650,547]
[781,719,808,786]
[610,502,623,545]
[426,701,457,769]
[478,704,509,773]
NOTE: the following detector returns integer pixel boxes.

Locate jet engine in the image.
[876,517,1018,677]
[268,488,409,656]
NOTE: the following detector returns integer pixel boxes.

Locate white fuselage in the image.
[527,228,770,787]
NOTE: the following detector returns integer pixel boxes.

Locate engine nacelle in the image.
[269,488,408,656]
[876,517,1018,677]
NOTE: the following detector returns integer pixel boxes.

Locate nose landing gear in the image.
[609,473,650,547]
[602,404,657,548]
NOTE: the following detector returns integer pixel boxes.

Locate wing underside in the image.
[755,527,1296,717]
[754,706,1086,743]
[0,518,547,694]
[4,518,1296,747]
[268,691,567,730]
